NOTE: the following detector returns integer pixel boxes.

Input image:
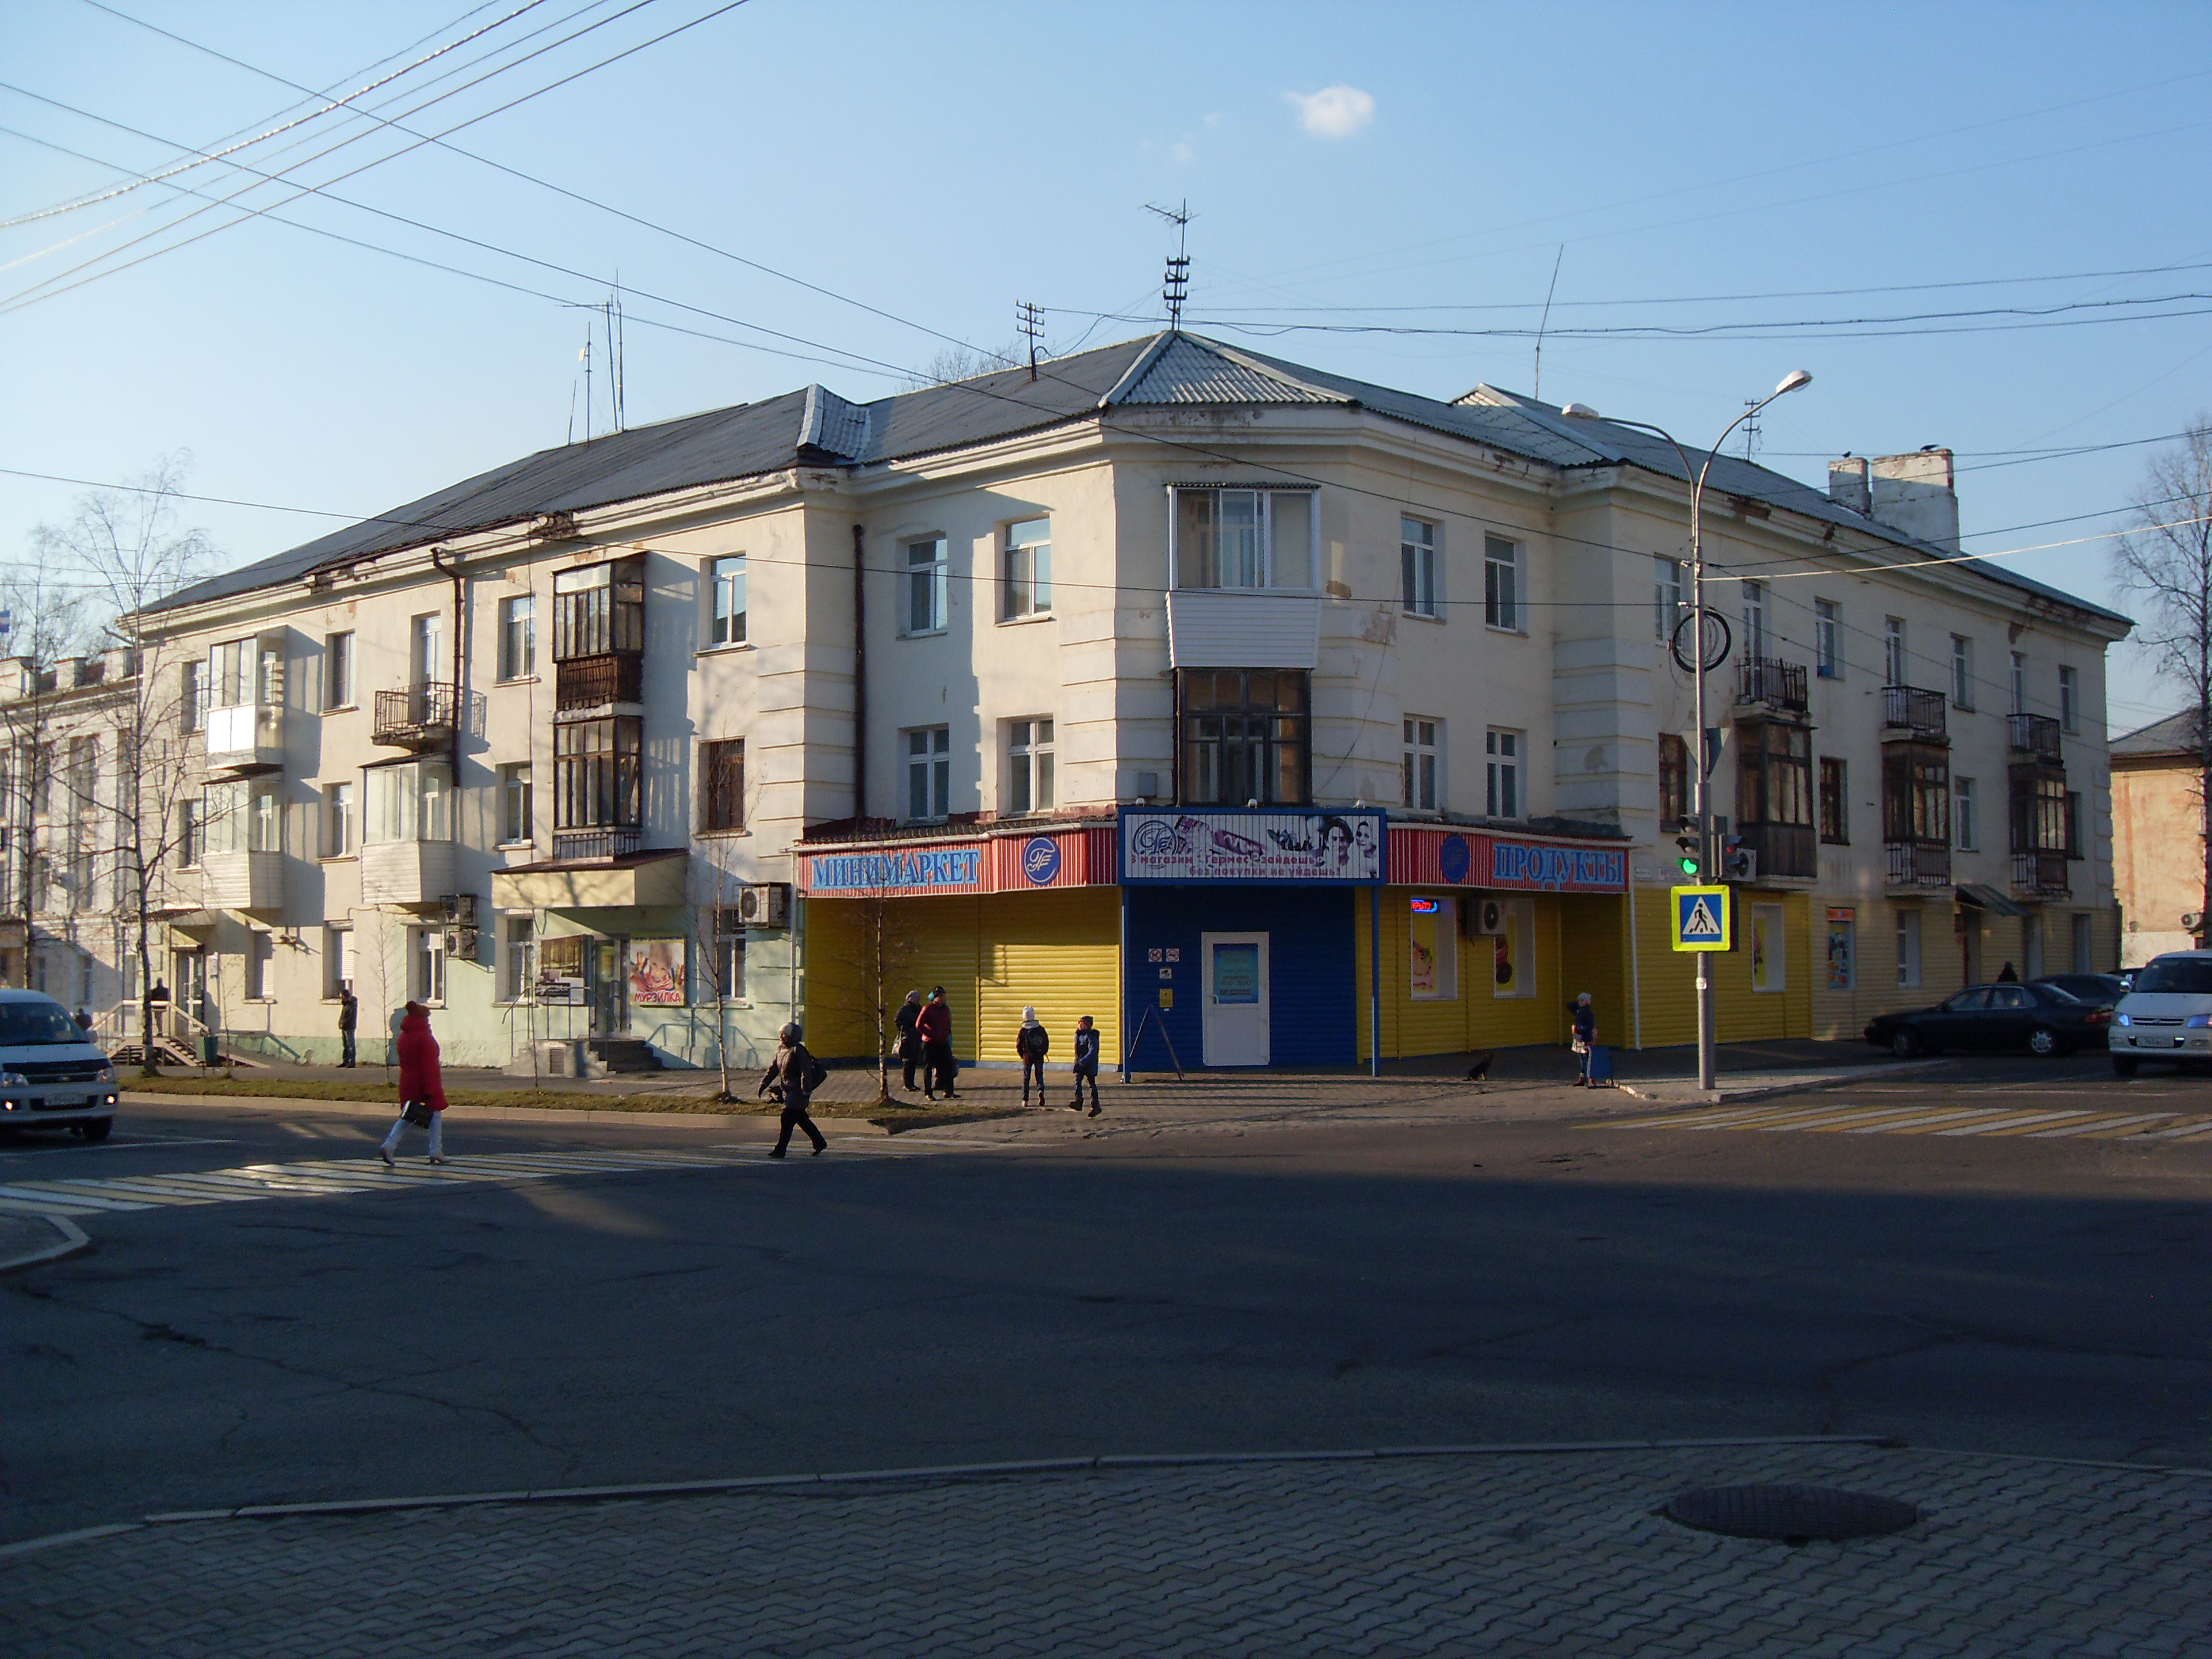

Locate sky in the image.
[3,0,2210,735]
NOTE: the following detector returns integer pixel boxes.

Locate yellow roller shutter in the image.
[975,888,1120,1069]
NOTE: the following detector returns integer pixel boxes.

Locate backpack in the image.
[1020,1024,1048,1059]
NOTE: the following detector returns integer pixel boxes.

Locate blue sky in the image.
[3,1,2209,732]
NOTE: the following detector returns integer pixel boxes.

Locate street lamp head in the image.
[1559,402,1602,419]
[1774,369,1813,396]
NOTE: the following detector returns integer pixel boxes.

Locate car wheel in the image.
[2112,1055,2139,1078]
[2026,1026,2060,1058]
[78,1116,112,1143]
[1890,1028,1923,1058]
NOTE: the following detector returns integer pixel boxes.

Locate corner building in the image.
[48,333,2123,1072]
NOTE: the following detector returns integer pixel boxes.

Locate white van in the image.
[2110,949,2212,1077]
[0,990,121,1139]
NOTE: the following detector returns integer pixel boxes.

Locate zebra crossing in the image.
[1598,1099,2212,1142]
[0,1142,937,1223]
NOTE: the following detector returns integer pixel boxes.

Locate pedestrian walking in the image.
[1067,1014,1101,1116]
[893,989,923,1091]
[1016,1006,1050,1104]
[759,1021,828,1158]
[1996,961,2020,983]
[337,984,359,1067]
[917,985,958,1099]
[377,1000,449,1166]
[1570,991,1597,1087]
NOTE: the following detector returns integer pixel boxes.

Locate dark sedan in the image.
[1864,982,2115,1058]
[2032,973,2129,1004]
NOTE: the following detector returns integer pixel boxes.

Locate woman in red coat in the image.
[378,1000,451,1166]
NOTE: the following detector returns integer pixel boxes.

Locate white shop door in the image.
[1202,931,1270,1067]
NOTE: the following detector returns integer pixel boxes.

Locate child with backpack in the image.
[1068,1014,1101,1117]
[760,1021,829,1158]
[1015,1006,1050,1105]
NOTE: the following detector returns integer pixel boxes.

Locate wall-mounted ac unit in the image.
[443,928,480,960]
[1473,898,1508,937]
[443,893,478,926]
[738,882,790,928]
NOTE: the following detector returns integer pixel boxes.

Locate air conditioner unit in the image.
[1473,898,1509,937]
[443,928,482,959]
[738,882,791,928]
[443,893,478,926]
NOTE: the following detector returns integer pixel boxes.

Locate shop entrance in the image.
[587,937,630,1037]
[1202,931,1270,1066]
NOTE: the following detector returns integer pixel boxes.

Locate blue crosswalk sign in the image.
[1671,885,1731,951]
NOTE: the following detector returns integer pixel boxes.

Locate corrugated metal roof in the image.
[1115,334,1338,405]
[2112,709,2203,756]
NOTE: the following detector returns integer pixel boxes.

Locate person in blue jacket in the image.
[1067,1014,1101,1117]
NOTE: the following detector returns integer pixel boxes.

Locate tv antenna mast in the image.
[1146,199,1193,329]
[1742,396,1763,463]
[1015,299,1044,380]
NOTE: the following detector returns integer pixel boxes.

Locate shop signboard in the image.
[802,846,985,895]
[1119,808,1387,884]
[1389,827,1628,893]
[626,938,687,1006]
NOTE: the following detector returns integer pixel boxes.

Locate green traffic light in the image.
[1677,856,1700,875]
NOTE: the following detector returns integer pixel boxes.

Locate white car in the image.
[2109,949,2212,1077]
[0,989,121,1139]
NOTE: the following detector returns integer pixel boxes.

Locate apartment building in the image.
[14,332,2129,1071]
[2110,710,2208,964]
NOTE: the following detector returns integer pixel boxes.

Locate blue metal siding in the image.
[1122,886,1357,1069]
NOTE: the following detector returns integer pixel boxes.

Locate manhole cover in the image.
[1662,1484,1920,1544]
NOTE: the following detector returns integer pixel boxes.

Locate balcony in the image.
[201,850,283,912]
[554,652,643,712]
[2011,850,2071,898]
[1735,657,1809,716]
[2007,713,2063,765]
[1885,839,1952,887]
[373,683,457,750]
[1736,822,1818,880]
[202,702,283,774]
[361,837,457,908]
[551,826,642,863]
[1881,685,1948,743]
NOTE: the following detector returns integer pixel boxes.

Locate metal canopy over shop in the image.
[492,848,689,911]
[1957,882,2030,918]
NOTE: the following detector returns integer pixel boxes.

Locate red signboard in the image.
[798,826,1113,895]
[1388,827,1628,893]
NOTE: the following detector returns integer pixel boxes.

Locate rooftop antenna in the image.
[1742,395,1763,463]
[1146,199,1192,329]
[614,277,626,430]
[580,336,592,444]
[1532,244,1563,403]
[1016,299,1044,380]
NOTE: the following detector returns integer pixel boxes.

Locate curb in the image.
[0,1213,89,1275]
[119,1093,899,1135]
[1615,1057,1950,1108]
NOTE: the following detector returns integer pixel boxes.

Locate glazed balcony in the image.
[201,849,283,912]
[1736,821,1818,880]
[201,702,284,775]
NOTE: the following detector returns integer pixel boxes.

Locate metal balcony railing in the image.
[554,652,644,712]
[1881,685,1948,742]
[372,682,457,748]
[1737,822,1818,879]
[2007,713,2063,765]
[551,825,641,862]
[1885,838,1952,886]
[1736,657,1809,714]
[2011,851,2070,895]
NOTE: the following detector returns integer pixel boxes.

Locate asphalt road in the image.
[4,1056,2209,1547]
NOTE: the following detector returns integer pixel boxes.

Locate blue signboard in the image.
[1021,836,1062,885]
[806,847,982,895]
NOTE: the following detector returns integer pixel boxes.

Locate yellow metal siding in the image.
[975,889,1120,1066]
[1357,890,1572,1060]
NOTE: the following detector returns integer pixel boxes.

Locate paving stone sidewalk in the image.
[7,1441,2206,1656]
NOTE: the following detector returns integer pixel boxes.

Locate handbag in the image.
[401,1099,434,1128]
[1570,1036,1589,1055]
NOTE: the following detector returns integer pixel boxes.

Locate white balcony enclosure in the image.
[201,850,283,912]
[1166,590,1322,670]
[203,701,284,772]
[361,837,456,908]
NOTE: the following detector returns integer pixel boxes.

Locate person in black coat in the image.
[893,990,923,1091]
[759,1022,827,1158]
[1570,992,1597,1086]
[1068,1015,1101,1117]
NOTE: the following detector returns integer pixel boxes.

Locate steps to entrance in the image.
[587,1038,661,1075]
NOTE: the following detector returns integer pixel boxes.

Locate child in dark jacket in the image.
[1016,1007,1050,1105]
[1068,1015,1101,1116]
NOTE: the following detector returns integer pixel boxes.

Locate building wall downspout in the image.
[851,523,867,822]
[428,546,464,806]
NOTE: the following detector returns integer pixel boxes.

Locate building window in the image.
[499,764,533,844]
[1483,536,1519,630]
[1740,581,1767,659]
[2064,790,2083,859]
[1736,722,1812,830]
[1896,908,1923,989]
[2009,769,2067,856]
[67,736,99,816]
[1658,733,1690,828]
[1008,720,1054,814]
[2070,912,2093,974]
[1818,756,1849,845]
[1409,895,1458,1000]
[498,597,535,679]
[1814,599,1840,679]
[365,760,452,844]
[181,659,205,732]
[1954,776,1977,851]
[2010,650,2028,716]
[1656,558,1683,642]
[905,726,951,819]
[210,638,251,708]
[1884,617,1906,686]
[706,929,746,1004]
[1172,489,1314,590]
[245,785,280,854]
[701,739,744,832]
[1003,519,1051,619]
[2059,665,2079,733]
[1179,670,1310,806]
[501,915,535,1002]
[552,717,641,831]
[247,931,274,1001]
[903,536,947,634]
[552,558,645,660]
[1950,635,1974,710]
[411,927,445,1005]
[1492,897,1535,999]
[1486,729,1521,819]
[1402,718,1441,813]
[325,631,355,708]
[178,798,202,867]
[708,556,747,647]
[324,781,355,858]
[1882,745,1950,846]
[1401,518,1438,617]
[411,613,443,687]
[325,924,354,998]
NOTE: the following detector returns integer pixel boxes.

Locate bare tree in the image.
[2114,419,2212,945]
[688,851,747,1101]
[30,456,213,1071]
[901,340,1023,391]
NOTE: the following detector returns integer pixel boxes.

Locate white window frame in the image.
[1400,517,1439,619]
[2010,651,2028,716]
[411,613,443,687]
[324,631,355,710]
[1740,580,1767,659]
[364,760,452,845]
[247,930,275,1002]
[1814,598,1840,679]
[1896,907,1923,989]
[498,596,536,680]
[1007,718,1054,815]
[905,725,951,821]
[1483,536,1521,632]
[1402,716,1442,813]
[411,926,446,1006]
[707,555,747,648]
[501,914,536,1004]
[499,762,533,845]
[1950,634,1974,710]
[1954,776,1977,852]
[902,536,948,636]
[1884,617,1907,686]
[324,924,354,998]
[181,659,205,731]
[1485,727,1521,819]
[323,780,356,859]
[1002,519,1052,621]
[1168,487,1315,591]
[1656,558,1685,642]
[2058,665,2079,733]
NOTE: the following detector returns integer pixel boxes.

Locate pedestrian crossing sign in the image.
[1671,885,1732,951]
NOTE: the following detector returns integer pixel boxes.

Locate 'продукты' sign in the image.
[1120,808,1386,884]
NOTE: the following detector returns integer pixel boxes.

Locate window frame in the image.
[497,596,536,681]
[1170,487,1317,592]
[551,716,642,832]
[1659,733,1690,829]
[1736,721,1813,830]
[2058,665,2080,733]
[1814,598,1841,680]
[411,925,447,1006]
[1006,719,1054,815]
[247,930,275,1002]
[2009,650,2028,716]
[1818,756,1849,846]
[1883,617,1907,687]
[1954,775,1978,852]
[1486,727,1522,819]
[324,924,354,999]
[1483,536,1521,632]
[1740,580,1767,660]
[323,779,356,859]
[1176,670,1311,808]
[1402,716,1442,813]
[1896,907,1923,989]
[701,739,745,834]
[902,535,949,636]
[499,762,533,845]
[324,631,356,710]
[1656,558,1684,643]
[363,758,453,846]
[1002,519,1052,621]
[905,725,952,821]
[707,555,748,649]
[1400,517,1439,619]
[1408,895,1459,1002]
[500,914,536,1004]
[410,612,443,687]
[1950,634,1974,710]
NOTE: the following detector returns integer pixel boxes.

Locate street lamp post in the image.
[1563,371,1811,1092]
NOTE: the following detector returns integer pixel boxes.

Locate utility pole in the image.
[1147,199,1193,329]
[1016,300,1044,380]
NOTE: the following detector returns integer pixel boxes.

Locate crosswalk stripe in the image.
[1933,1111,2097,1136]
[2131,1118,2212,1140]
[0,1194,116,1217]
[1587,1101,2212,1145]
[1784,1107,1969,1132]
[2024,1113,2177,1138]
[0,1184,153,1211]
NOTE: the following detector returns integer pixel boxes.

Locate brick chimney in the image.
[1829,449,1959,552]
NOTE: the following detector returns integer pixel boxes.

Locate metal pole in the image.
[1690,487,1717,1092]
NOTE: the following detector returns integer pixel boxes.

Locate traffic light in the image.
[1675,834,1701,878]
[1719,837,1757,882]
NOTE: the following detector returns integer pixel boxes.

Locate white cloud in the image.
[1286,85,1375,139]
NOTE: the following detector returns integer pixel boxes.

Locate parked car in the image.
[2108,949,2212,1077]
[0,990,121,1139]
[2032,973,2127,1006]
[1864,981,2114,1058]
